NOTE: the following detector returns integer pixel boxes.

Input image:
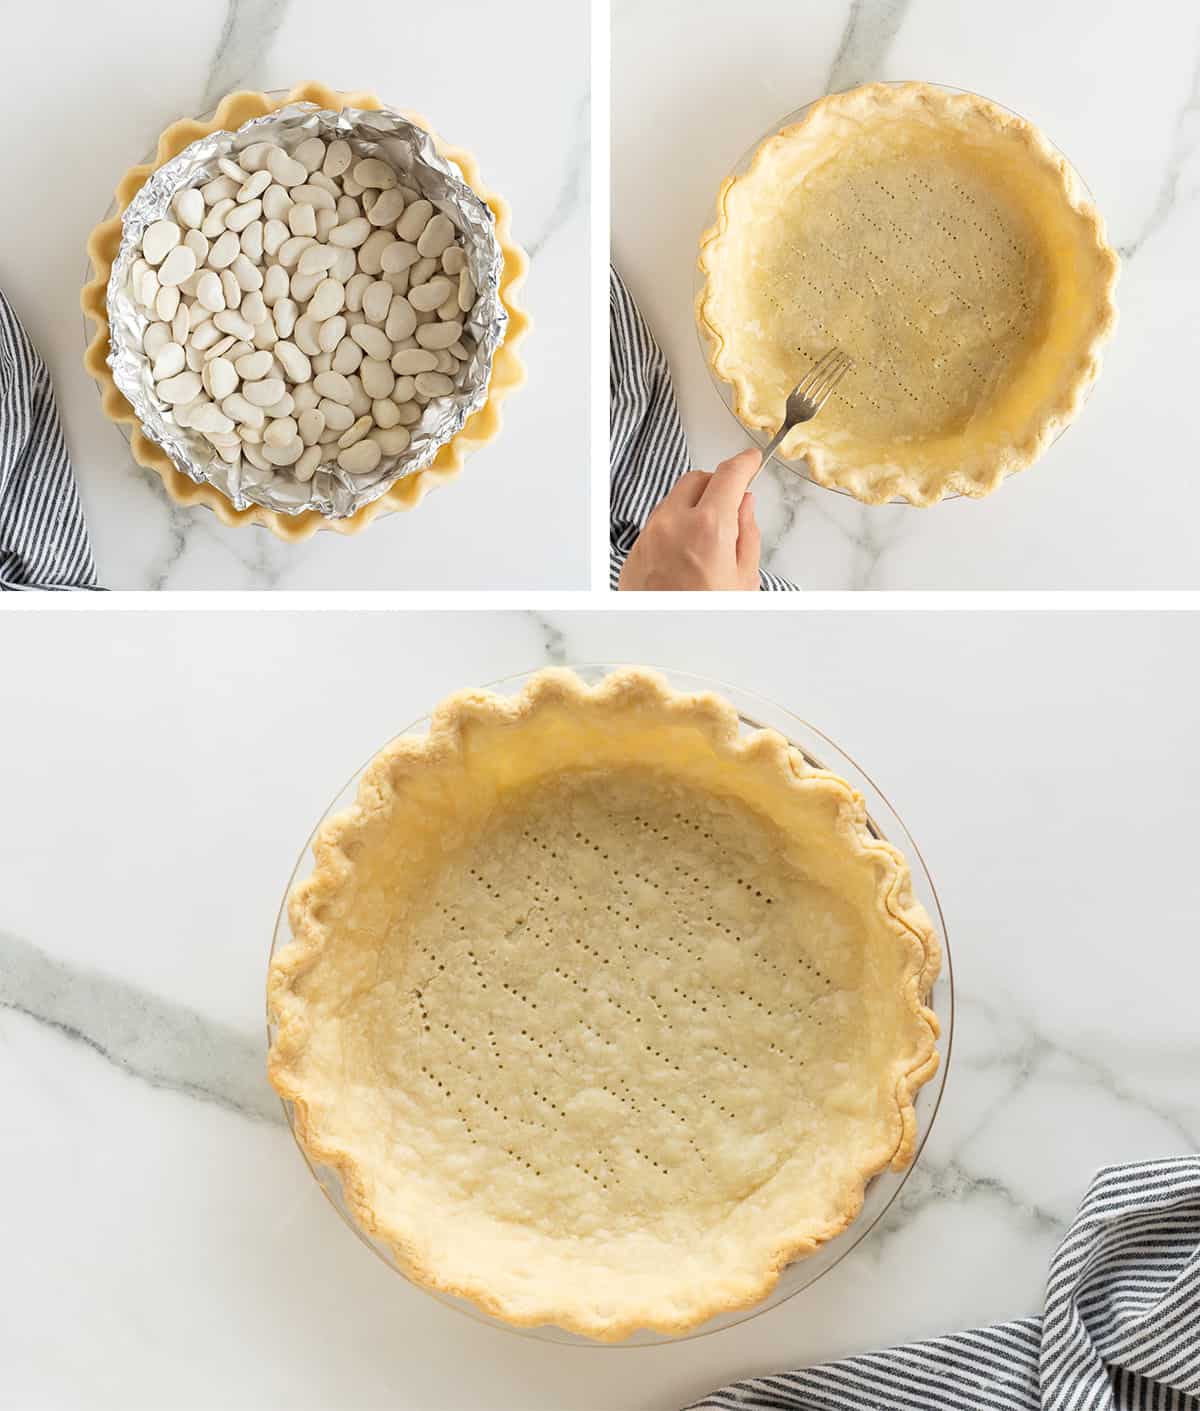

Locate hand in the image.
[619,450,762,591]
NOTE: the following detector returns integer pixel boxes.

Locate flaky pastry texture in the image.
[698,82,1118,505]
[267,668,940,1340]
[82,81,529,541]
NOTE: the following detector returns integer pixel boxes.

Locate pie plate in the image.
[697,81,1106,507]
[266,665,953,1346]
[82,83,528,541]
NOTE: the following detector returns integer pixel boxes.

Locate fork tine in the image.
[811,357,851,408]
[811,356,852,411]
[793,348,842,399]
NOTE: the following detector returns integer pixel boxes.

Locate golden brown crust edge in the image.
[81,81,530,541]
[266,667,942,1340]
[697,81,1119,507]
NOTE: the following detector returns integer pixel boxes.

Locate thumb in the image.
[702,448,762,517]
[736,492,761,571]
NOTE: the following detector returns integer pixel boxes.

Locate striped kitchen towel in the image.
[689,1156,1200,1411]
[0,290,98,590]
[610,267,796,592]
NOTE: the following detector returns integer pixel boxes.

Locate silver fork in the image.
[750,349,853,482]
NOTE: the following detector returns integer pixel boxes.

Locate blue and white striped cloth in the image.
[689,1157,1200,1411]
[610,268,796,592]
[0,290,97,591]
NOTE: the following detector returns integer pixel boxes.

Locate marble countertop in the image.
[613,0,1200,589]
[4,609,1199,1409]
[3,0,588,590]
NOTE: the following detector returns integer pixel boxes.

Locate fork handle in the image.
[748,424,789,486]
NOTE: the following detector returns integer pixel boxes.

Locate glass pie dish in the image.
[267,665,953,1344]
[694,81,1104,506]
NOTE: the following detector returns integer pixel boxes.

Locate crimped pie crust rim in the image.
[267,667,942,1341]
[696,80,1120,507]
[81,81,530,542]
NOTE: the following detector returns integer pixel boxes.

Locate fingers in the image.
[736,492,761,572]
[700,449,761,516]
[662,469,710,509]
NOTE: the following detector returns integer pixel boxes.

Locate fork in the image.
[750,348,853,483]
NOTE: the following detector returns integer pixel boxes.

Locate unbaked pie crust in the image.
[82,81,529,541]
[267,669,941,1340]
[698,82,1119,505]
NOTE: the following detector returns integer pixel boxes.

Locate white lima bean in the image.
[332,339,364,375]
[338,414,374,449]
[329,217,371,249]
[172,190,204,230]
[361,359,395,399]
[318,315,347,353]
[204,357,238,400]
[330,246,357,282]
[362,280,393,324]
[291,271,322,304]
[235,350,273,381]
[338,438,382,474]
[409,276,453,313]
[396,200,433,243]
[243,378,286,408]
[295,444,322,482]
[155,286,180,322]
[241,290,268,326]
[157,246,196,287]
[377,426,411,456]
[351,324,391,361]
[293,315,322,356]
[346,375,371,416]
[357,229,394,276]
[275,341,312,383]
[319,399,355,432]
[130,133,474,484]
[152,344,185,381]
[184,229,209,262]
[142,221,181,264]
[158,371,201,404]
[220,269,242,309]
[208,232,240,269]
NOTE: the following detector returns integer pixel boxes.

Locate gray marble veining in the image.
[143,491,195,594]
[761,471,916,591]
[527,93,591,259]
[201,0,292,112]
[1,930,280,1125]
[1117,42,1200,261]
[525,610,571,665]
[892,1154,1067,1239]
[955,992,1200,1152]
[825,0,912,92]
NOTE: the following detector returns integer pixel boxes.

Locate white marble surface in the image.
[2,0,588,589]
[4,609,1199,1409]
[612,0,1200,589]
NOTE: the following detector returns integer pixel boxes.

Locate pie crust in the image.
[698,82,1119,505]
[81,82,530,542]
[267,668,941,1340]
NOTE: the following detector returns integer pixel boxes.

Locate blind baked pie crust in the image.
[267,669,941,1340]
[81,81,529,541]
[698,82,1119,505]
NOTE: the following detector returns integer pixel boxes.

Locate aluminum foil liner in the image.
[106,103,507,519]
